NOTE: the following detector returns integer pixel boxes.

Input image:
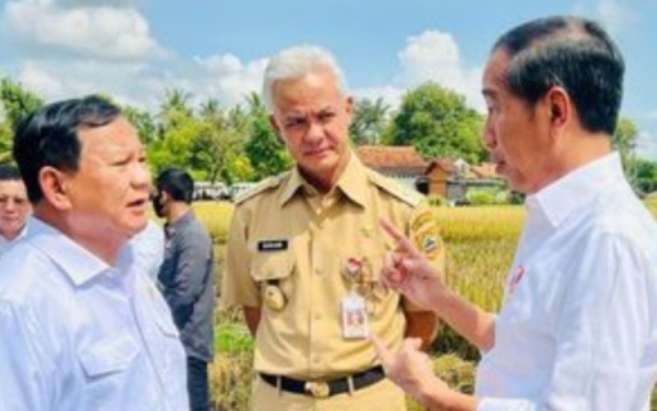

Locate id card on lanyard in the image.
[341,291,370,339]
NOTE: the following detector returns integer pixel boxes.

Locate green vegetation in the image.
[384,82,486,164]
[1,78,657,196]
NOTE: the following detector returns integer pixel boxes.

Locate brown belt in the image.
[259,365,386,398]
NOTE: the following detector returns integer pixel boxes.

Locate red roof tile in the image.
[425,158,457,174]
[356,145,428,171]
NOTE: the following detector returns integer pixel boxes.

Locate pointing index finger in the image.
[379,219,417,255]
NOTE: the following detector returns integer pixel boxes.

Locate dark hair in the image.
[156,168,194,203]
[493,16,624,135]
[13,95,121,203]
[0,165,22,182]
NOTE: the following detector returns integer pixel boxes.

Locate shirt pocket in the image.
[78,333,139,378]
[250,250,295,310]
[77,334,158,411]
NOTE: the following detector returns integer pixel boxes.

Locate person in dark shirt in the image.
[153,168,215,411]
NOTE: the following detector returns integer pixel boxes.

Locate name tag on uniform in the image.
[341,292,369,339]
[257,239,288,252]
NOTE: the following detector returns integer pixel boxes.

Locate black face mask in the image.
[151,191,166,217]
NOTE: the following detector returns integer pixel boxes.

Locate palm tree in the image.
[350,97,390,145]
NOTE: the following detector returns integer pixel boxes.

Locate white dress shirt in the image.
[476,152,657,411]
[0,218,30,256]
[0,218,189,411]
[130,220,165,281]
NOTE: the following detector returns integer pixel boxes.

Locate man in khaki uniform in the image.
[222,45,444,411]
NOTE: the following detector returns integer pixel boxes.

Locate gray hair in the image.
[262,45,348,112]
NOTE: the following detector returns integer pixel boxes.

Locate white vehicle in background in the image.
[228,182,256,201]
[193,182,230,201]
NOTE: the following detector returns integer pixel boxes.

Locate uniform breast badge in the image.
[411,210,442,260]
[263,280,286,311]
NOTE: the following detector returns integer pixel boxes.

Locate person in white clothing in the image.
[0,165,31,254]
[0,96,189,411]
[373,15,657,411]
[130,219,165,282]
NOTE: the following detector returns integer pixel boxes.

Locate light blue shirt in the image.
[476,152,657,411]
[0,218,189,411]
[130,219,165,282]
[0,217,30,256]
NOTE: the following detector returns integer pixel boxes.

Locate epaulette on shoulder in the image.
[234,174,286,205]
[366,169,422,207]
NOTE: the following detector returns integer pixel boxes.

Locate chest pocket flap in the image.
[250,251,295,282]
[78,334,139,378]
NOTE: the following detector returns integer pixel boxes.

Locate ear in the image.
[545,86,571,137]
[38,166,73,210]
[345,96,354,123]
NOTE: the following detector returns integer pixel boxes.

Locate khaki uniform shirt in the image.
[222,153,444,379]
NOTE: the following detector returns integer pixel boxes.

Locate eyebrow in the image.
[482,88,498,99]
[283,109,306,117]
[318,106,337,113]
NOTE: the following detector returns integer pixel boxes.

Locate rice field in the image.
[194,200,657,410]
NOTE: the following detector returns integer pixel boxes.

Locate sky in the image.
[1,0,656,159]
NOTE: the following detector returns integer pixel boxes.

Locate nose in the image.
[483,116,497,151]
[4,199,16,213]
[132,161,152,191]
[304,120,324,146]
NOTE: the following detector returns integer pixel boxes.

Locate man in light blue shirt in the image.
[131,219,166,282]
[0,96,189,411]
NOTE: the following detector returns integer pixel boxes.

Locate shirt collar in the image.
[526,151,625,228]
[279,151,369,208]
[26,217,121,287]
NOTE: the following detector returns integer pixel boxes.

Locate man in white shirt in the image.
[0,96,189,411]
[373,15,657,411]
[131,219,166,282]
[0,165,31,254]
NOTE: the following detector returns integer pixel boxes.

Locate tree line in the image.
[1,77,655,194]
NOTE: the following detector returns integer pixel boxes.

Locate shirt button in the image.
[314,267,322,275]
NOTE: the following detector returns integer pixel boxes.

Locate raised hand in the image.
[379,219,447,311]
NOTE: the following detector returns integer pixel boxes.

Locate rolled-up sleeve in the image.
[0,300,54,411]
[478,232,652,411]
